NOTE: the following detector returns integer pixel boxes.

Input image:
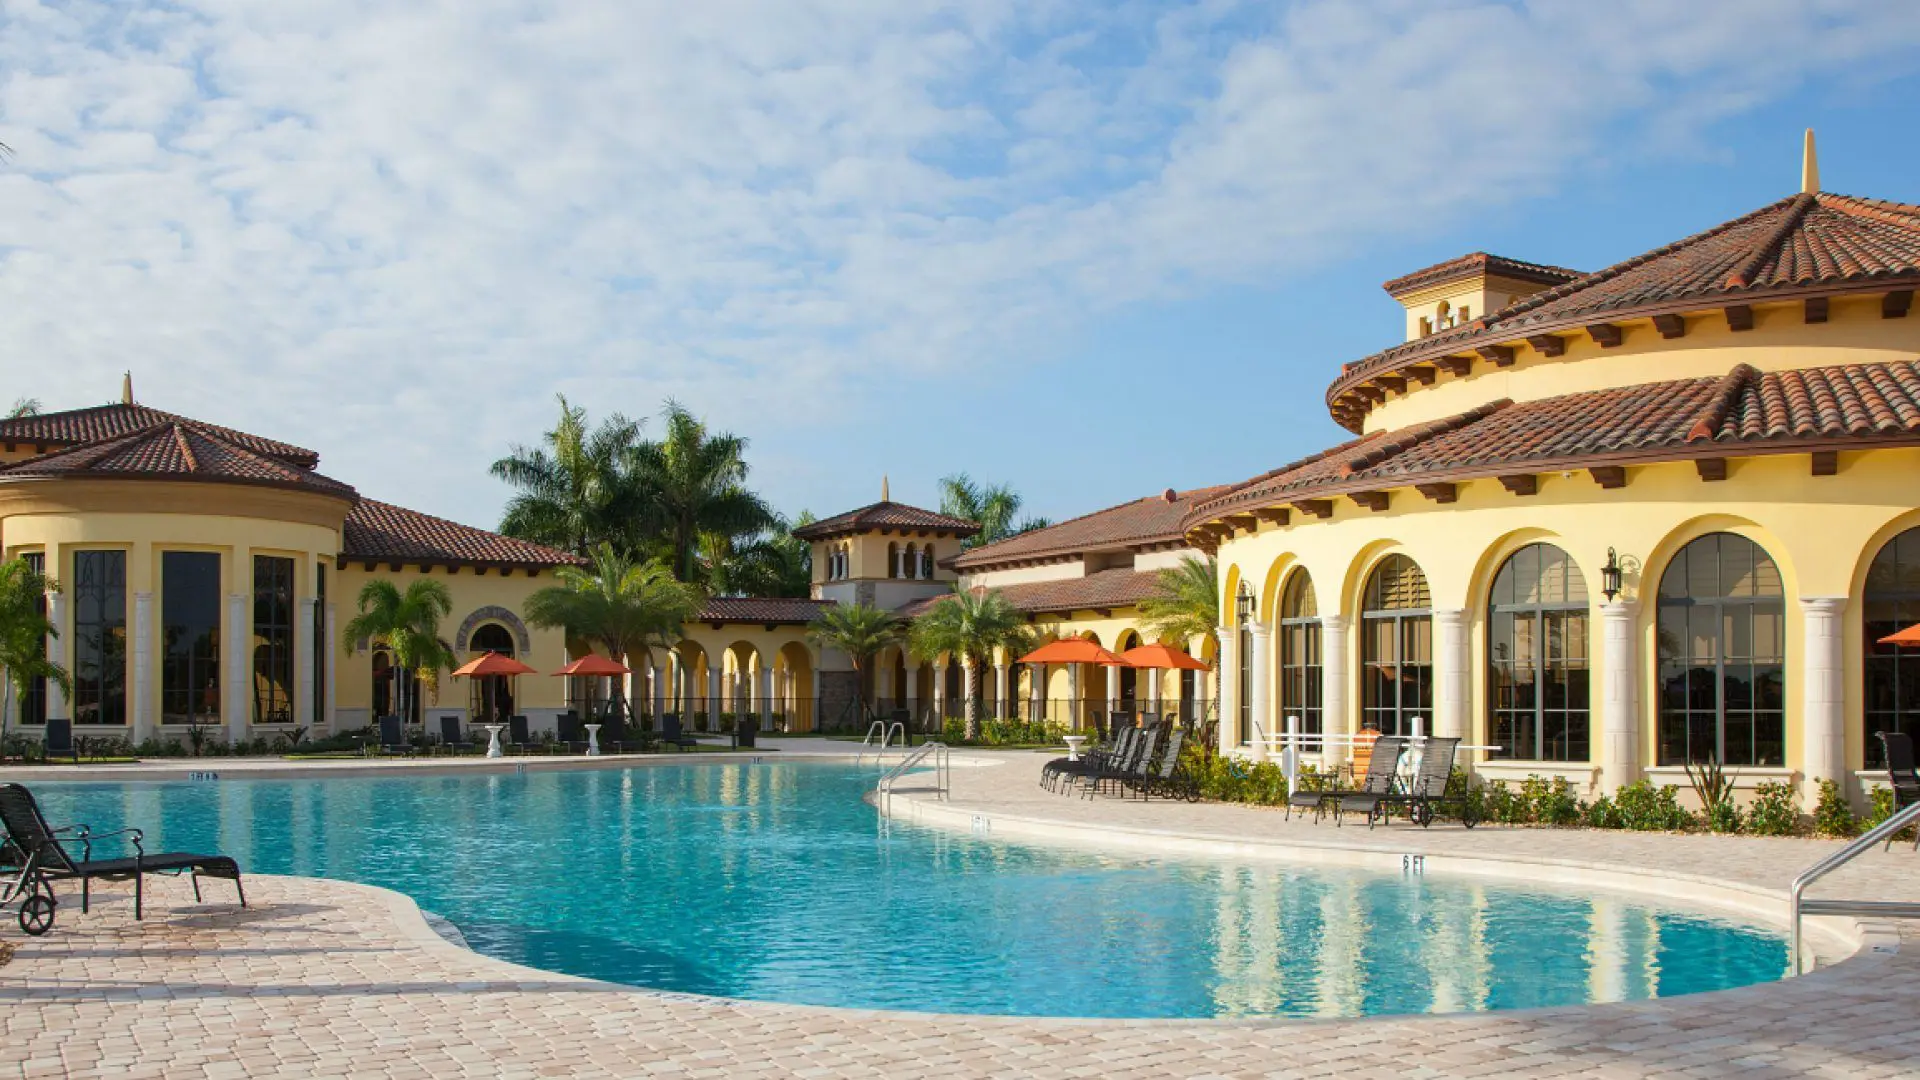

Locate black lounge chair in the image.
[1287,735,1407,823]
[1877,731,1920,851]
[0,783,245,936]
[659,714,700,752]
[506,714,532,754]
[43,718,78,764]
[436,714,467,755]
[1083,727,1158,799]
[1044,727,1134,793]
[375,715,417,756]
[1339,737,1469,828]
[1136,726,1196,802]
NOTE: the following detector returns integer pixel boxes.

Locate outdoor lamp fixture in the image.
[1235,584,1255,625]
[1602,547,1625,602]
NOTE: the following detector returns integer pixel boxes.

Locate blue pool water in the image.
[27,763,1787,1018]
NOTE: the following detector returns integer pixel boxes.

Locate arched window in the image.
[1657,533,1785,766]
[919,546,933,579]
[888,542,900,579]
[1488,544,1590,761]
[1864,527,1920,766]
[903,543,918,579]
[1279,571,1322,735]
[468,624,516,724]
[1115,631,1140,709]
[1362,554,1432,737]
[1435,300,1452,328]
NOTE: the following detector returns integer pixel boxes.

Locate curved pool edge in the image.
[873,764,1892,975]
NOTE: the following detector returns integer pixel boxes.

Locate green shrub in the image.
[1704,798,1743,834]
[1523,775,1583,826]
[1812,778,1859,838]
[1746,780,1800,836]
[1613,780,1691,831]
[1583,794,1620,829]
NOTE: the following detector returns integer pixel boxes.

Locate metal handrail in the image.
[856,721,908,764]
[877,740,950,802]
[1789,797,1920,974]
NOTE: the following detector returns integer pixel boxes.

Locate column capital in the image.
[1431,606,1469,625]
[1598,599,1640,618]
[1216,624,1233,637]
[1248,620,1272,638]
[1798,596,1849,615]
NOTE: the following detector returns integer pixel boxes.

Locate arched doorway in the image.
[1361,554,1432,737]
[1278,571,1321,735]
[1487,543,1590,761]
[1115,630,1140,711]
[1656,533,1785,766]
[468,623,516,724]
[1865,527,1920,766]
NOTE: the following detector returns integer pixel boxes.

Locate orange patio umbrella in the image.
[1018,639,1123,666]
[452,651,539,677]
[552,654,631,677]
[1880,623,1920,647]
[1113,644,1209,671]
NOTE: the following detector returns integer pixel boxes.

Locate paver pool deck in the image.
[1,747,1917,1078]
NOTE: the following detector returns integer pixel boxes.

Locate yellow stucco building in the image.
[1182,147,1920,806]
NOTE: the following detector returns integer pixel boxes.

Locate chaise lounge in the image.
[0,783,246,936]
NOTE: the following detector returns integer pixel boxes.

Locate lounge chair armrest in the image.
[72,826,145,861]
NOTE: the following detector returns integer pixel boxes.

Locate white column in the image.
[1322,616,1350,770]
[650,662,665,722]
[1030,664,1045,724]
[1248,622,1272,761]
[1148,669,1162,716]
[45,591,67,719]
[227,592,249,743]
[296,596,317,730]
[131,591,154,742]
[1105,663,1120,718]
[1599,601,1640,793]
[1217,623,1239,757]
[904,663,919,724]
[323,602,337,733]
[994,661,1009,720]
[1801,597,1848,804]
[932,660,947,724]
[1434,608,1470,742]
[760,665,774,725]
[706,665,721,728]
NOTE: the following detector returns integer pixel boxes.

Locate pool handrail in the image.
[1789,795,1920,975]
[876,741,950,802]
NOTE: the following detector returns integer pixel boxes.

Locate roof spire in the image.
[1801,128,1820,194]
[121,371,133,406]
[881,474,890,502]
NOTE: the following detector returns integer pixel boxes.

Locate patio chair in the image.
[436,714,466,755]
[1876,731,1920,851]
[376,715,417,757]
[1044,726,1134,793]
[0,783,245,936]
[1136,726,1196,802]
[1083,727,1158,800]
[1339,737,1464,828]
[43,717,78,764]
[659,714,701,752]
[1287,735,1407,824]
[505,715,532,754]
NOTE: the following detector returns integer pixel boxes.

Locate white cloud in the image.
[1,0,1917,524]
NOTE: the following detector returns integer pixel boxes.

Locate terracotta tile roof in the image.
[0,403,320,468]
[1382,252,1582,297]
[0,421,356,497]
[791,501,979,541]
[1331,191,1920,431]
[952,485,1232,569]
[1193,357,1920,527]
[344,499,585,568]
[988,569,1168,614]
[696,597,834,625]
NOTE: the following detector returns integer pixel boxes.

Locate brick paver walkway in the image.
[1,752,1915,1078]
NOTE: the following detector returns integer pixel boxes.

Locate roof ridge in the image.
[1691,364,1761,444]
[170,423,199,473]
[1725,193,1817,289]
[1816,191,1920,232]
[1341,400,1510,475]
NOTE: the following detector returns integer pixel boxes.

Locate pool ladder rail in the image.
[876,741,951,803]
[1789,796,1920,975]
[856,720,907,765]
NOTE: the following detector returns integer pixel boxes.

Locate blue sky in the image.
[4,1,1920,533]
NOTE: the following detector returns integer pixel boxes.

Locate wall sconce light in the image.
[1602,547,1625,602]
[1235,583,1255,625]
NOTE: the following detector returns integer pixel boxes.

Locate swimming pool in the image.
[28,762,1788,1019]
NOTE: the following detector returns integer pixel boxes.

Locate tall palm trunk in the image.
[964,657,984,743]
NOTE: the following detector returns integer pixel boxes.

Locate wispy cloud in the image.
[3,0,1917,522]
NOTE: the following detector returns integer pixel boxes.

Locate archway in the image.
[1487,543,1590,762]
[1655,533,1784,766]
[1865,526,1920,766]
[468,623,516,724]
[1360,553,1432,737]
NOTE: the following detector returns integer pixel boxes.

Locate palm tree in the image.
[704,512,813,598]
[7,398,40,419]
[631,400,775,583]
[805,602,901,717]
[341,579,455,728]
[523,545,704,719]
[939,473,1051,549]
[907,588,1033,741]
[0,557,71,753]
[491,395,645,556]
[1138,554,1222,706]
